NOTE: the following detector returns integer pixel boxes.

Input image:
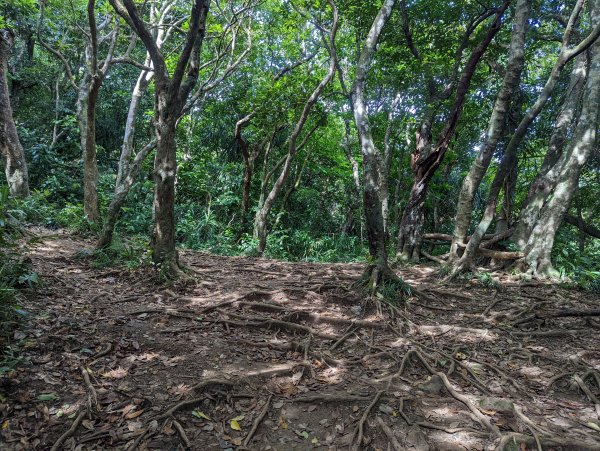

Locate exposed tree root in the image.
[292,394,371,403]
[376,416,403,451]
[172,419,191,450]
[156,380,235,420]
[50,409,86,451]
[351,390,384,451]
[493,432,600,451]
[354,263,414,301]
[243,395,272,448]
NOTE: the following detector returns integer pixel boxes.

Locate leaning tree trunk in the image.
[521,6,600,277]
[0,29,29,198]
[449,0,528,262]
[97,64,154,249]
[512,54,587,248]
[252,2,338,256]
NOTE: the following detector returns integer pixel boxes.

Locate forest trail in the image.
[2,229,600,450]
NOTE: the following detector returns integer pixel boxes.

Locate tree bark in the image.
[397,1,509,262]
[0,29,29,198]
[449,0,528,261]
[512,54,587,248]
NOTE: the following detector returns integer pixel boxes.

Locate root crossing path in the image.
[2,229,600,450]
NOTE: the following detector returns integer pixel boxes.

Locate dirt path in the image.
[2,229,600,450]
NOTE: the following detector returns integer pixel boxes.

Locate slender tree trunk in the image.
[522,3,600,277]
[0,29,29,198]
[381,93,400,237]
[350,0,396,282]
[253,2,338,255]
[78,58,102,223]
[512,54,587,248]
[449,0,528,261]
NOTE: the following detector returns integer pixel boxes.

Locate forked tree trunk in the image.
[521,4,600,277]
[110,0,210,270]
[0,29,29,198]
[449,0,528,261]
[397,2,509,261]
[512,54,587,248]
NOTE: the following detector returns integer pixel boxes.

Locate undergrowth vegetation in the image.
[0,187,38,368]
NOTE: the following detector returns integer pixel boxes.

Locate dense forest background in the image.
[3,1,600,449]
[1,0,600,285]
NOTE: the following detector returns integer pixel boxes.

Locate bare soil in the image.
[1,228,600,450]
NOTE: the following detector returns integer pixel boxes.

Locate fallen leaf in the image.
[230,419,242,431]
[125,409,144,420]
[587,422,600,432]
[37,393,59,402]
[192,410,211,421]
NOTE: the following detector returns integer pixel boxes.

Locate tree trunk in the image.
[449,0,528,261]
[110,0,210,270]
[151,96,179,265]
[78,60,102,223]
[397,2,509,261]
[521,1,600,277]
[349,0,397,285]
[252,3,338,255]
[512,54,587,248]
[0,29,29,198]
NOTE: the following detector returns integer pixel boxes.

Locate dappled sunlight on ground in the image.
[1,229,600,450]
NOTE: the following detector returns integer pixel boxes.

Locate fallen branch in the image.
[80,366,99,411]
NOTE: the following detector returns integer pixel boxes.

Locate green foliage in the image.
[0,186,38,356]
[477,271,501,291]
[79,235,151,270]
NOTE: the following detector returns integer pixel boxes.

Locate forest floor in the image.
[2,228,600,451]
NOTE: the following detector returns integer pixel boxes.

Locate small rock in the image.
[350,306,362,315]
[417,375,443,395]
[378,404,394,414]
[478,397,514,414]
[406,427,430,451]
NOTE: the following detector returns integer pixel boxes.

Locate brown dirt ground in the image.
[1,228,600,450]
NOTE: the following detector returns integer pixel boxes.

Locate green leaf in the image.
[37,393,59,402]
[192,410,211,420]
